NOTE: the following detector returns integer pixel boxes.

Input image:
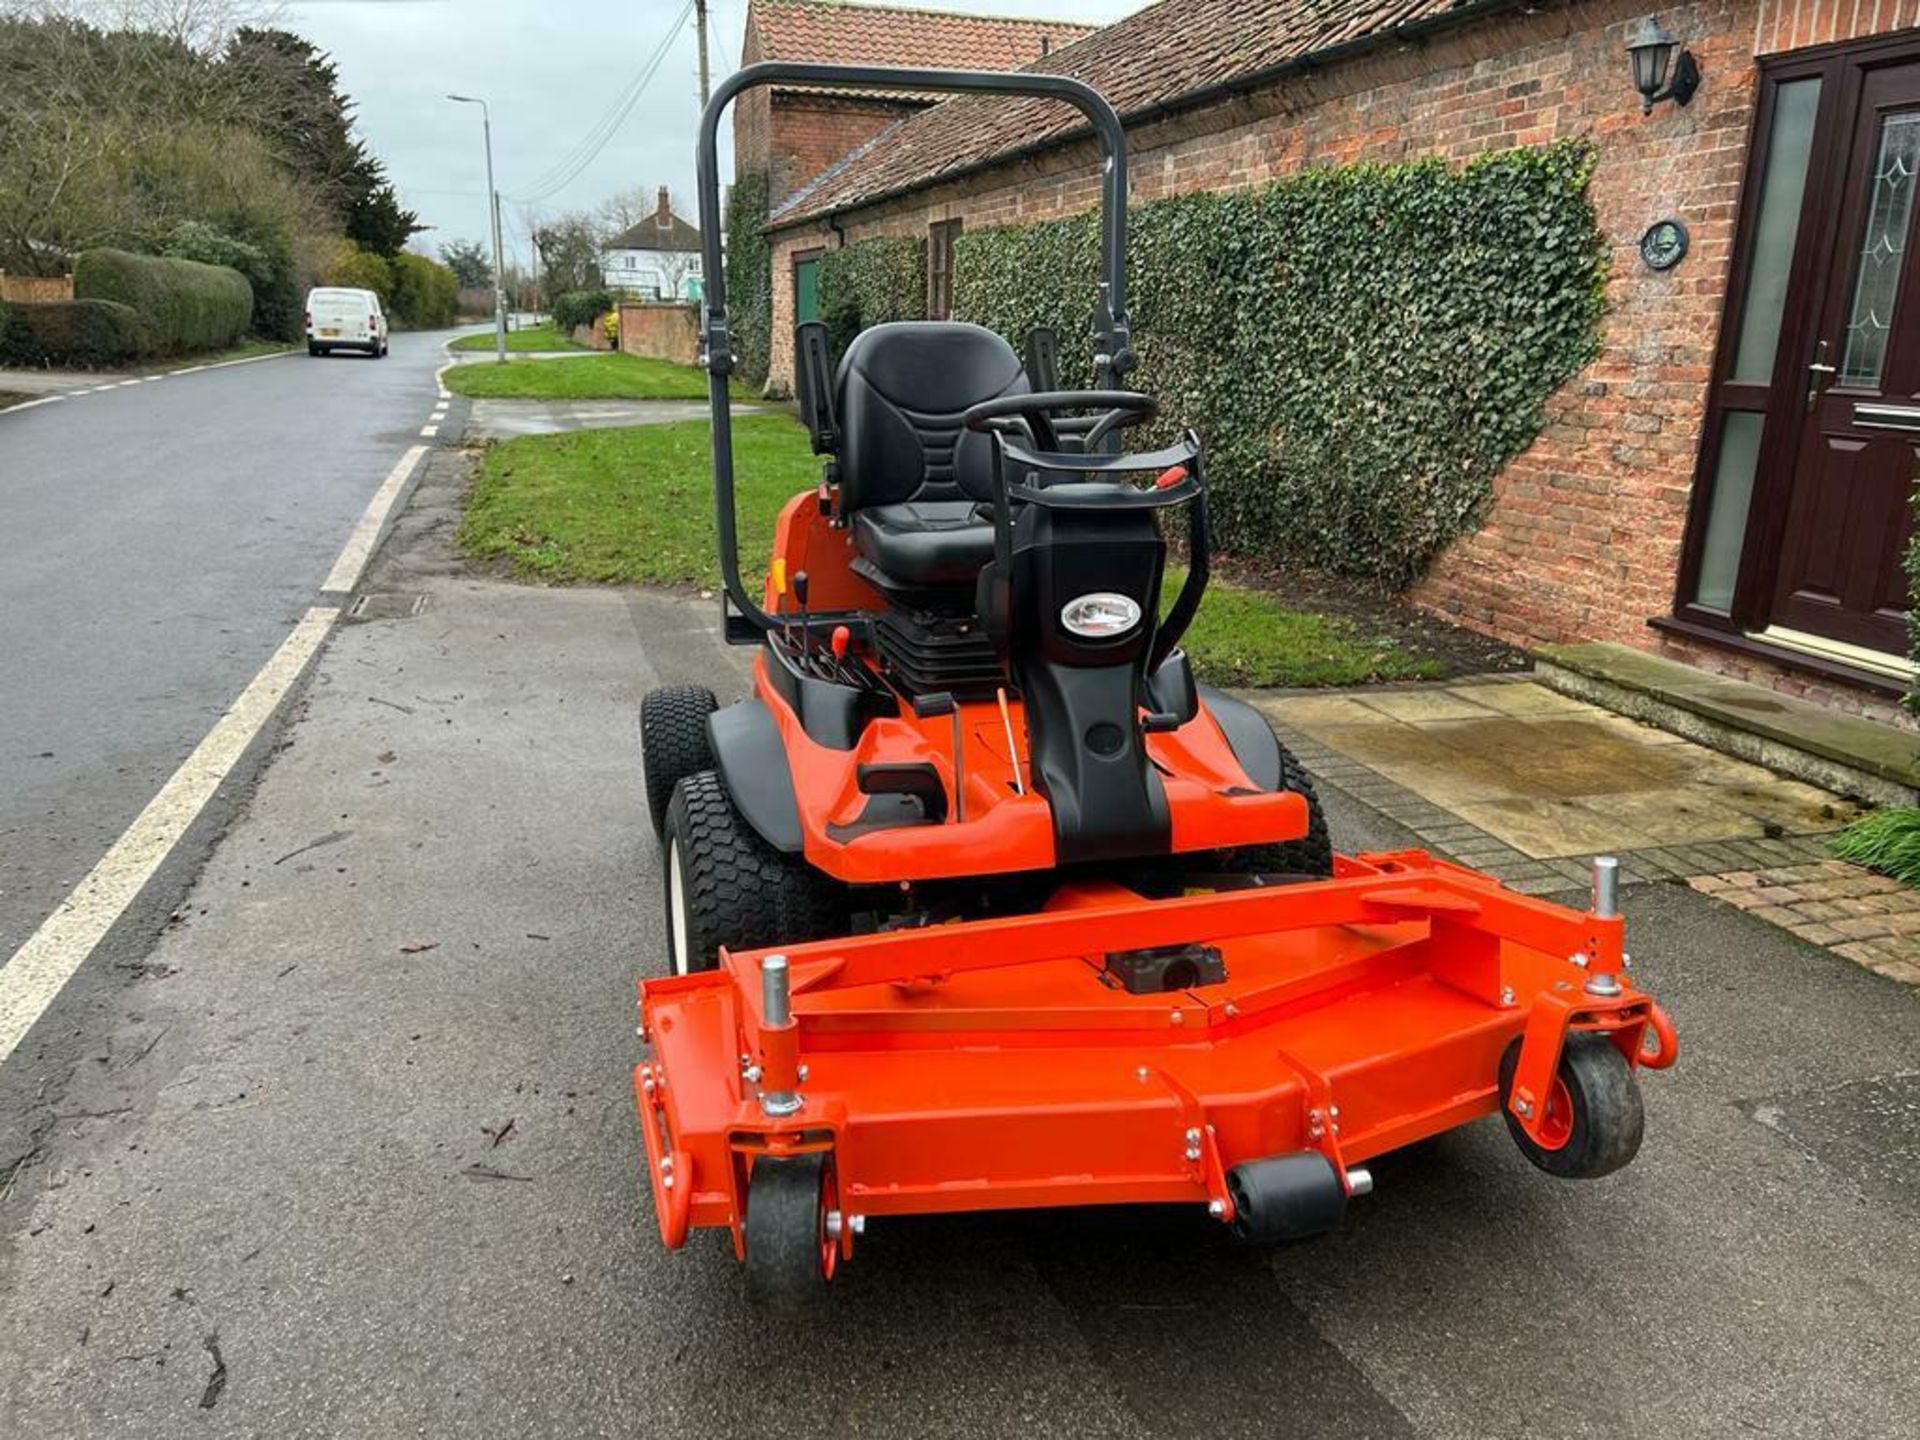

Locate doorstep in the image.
[1534,642,1920,809]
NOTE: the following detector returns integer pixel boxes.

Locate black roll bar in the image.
[694,61,1134,635]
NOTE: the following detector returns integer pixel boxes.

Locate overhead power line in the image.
[505,0,696,206]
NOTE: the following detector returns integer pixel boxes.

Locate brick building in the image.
[759,0,1920,720]
[736,0,1093,205]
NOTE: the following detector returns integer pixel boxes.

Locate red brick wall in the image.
[617,302,699,367]
[765,95,918,204]
[766,0,1920,709]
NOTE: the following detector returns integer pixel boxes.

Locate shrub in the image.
[0,298,152,366]
[725,169,772,387]
[552,288,615,332]
[817,235,926,361]
[164,220,300,343]
[389,251,458,329]
[73,247,252,354]
[323,243,395,305]
[953,141,1607,585]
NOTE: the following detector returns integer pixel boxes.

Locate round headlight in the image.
[1060,592,1142,639]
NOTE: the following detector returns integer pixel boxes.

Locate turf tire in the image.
[662,770,843,974]
[1204,740,1333,878]
[641,685,718,838]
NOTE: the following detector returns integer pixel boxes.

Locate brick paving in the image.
[1690,863,1920,986]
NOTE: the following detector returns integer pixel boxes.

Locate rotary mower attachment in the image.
[635,851,1677,1303]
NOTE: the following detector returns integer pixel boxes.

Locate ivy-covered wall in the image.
[954,141,1606,585]
[816,234,926,361]
[725,171,773,389]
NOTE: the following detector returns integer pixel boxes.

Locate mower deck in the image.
[635,851,1676,1258]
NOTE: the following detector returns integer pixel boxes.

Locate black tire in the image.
[307,341,321,357]
[745,1152,833,1310]
[1498,1033,1644,1179]
[640,685,718,837]
[661,770,843,975]
[1204,741,1333,878]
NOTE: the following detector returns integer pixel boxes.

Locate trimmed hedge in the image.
[74,248,252,354]
[954,141,1607,584]
[390,252,458,329]
[324,244,395,305]
[0,298,152,367]
[817,235,926,361]
[552,288,615,331]
[164,221,299,343]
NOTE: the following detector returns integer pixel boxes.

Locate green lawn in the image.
[449,324,584,353]
[460,413,1440,688]
[442,352,718,401]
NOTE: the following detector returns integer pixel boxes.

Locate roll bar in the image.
[694,61,1134,635]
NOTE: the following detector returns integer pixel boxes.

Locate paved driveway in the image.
[2,455,1915,1438]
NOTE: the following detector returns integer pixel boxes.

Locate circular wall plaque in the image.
[1639,218,1689,271]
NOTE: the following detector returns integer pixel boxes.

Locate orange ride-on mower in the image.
[635,62,1677,1306]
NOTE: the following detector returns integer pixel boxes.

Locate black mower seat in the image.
[835,321,1027,593]
[851,501,995,588]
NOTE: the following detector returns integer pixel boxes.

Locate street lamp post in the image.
[447,94,507,363]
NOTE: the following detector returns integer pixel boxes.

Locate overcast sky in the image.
[281,0,1147,270]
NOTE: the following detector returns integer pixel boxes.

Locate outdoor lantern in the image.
[1627,17,1700,114]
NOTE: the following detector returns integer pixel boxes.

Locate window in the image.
[928,219,962,320]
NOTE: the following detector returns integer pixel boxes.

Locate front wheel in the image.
[745,1152,836,1310]
[640,685,717,837]
[1498,1033,1644,1179]
[1199,740,1333,878]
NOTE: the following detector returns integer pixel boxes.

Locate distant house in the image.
[736,0,1094,206]
[603,187,703,300]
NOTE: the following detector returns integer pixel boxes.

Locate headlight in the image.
[1060,592,1142,639]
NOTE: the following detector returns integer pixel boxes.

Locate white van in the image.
[305,287,389,358]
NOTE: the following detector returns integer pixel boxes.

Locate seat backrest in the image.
[835,322,1028,512]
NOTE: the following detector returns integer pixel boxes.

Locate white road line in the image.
[419,424,439,438]
[0,607,339,1067]
[319,444,428,594]
[2,395,66,413]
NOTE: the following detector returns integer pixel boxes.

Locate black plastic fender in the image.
[1197,684,1283,793]
[706,699,805,853]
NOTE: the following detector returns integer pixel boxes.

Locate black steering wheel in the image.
[961,390,1156,453]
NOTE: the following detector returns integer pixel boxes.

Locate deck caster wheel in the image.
[1226,1150,1346,1244]
[640,685,717,837]
[1498,1033,1644,1179]
[745,1152,836,1310]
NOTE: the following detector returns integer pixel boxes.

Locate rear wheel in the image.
[1204,741,1333,878]
[745,1152,836,1310]
[1498,1033,1644,1179]
[307,341,321,357]
[661,770,843,974]
[640,685,717,837]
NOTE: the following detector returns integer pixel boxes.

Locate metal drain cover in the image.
[347,592,428,622]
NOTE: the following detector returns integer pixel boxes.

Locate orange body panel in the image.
[635,852,1671,1247]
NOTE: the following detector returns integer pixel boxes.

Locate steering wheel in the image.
[961,390,1156,452]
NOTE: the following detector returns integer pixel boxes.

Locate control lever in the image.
[792,571,815,674]
[829,624,854,688]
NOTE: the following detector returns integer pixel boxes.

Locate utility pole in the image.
[694,0,711,107]
[448,94,508,363]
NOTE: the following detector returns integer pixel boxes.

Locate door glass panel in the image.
[1693,411,1766,613]
[1732,79,1823,383]
[1839,111,1919,384]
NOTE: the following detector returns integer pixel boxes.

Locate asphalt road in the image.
[0,335,453,1177]
[1,454,1914,1438]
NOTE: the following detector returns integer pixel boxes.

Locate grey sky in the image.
[282,0,1146,269]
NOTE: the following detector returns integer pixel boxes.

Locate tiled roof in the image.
[606,212,703,253]
[771,0,1508,226]
[749,1,1094,81]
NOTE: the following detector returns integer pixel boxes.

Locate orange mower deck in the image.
[635,850,1678,1263]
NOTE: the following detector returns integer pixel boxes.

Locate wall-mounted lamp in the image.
[1627,18,1700,115]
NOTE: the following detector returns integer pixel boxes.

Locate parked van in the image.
[305,287,389,358]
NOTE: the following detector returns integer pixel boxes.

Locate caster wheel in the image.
[1498,1033,1644,1179]
[1226,1150,1346,1244]
[640,685,717,837]
[745,1152,836,1311]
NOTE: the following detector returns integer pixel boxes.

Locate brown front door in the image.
[1674,34,1920,678]
[1770,58,1920,653]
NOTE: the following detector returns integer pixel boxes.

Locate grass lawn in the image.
[460,413,1440,688]
[449,324,584,353]
[443,352,724,401]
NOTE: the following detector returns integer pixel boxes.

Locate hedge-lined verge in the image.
[0,298,152,366]
[391,252,458,329]
[954,141,1607,584]
[726,170,773,388]
[553,289,615,332]
[74,247,252,353]
[817,235,926,361]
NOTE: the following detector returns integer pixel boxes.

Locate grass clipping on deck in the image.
[460,415,1439,689]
